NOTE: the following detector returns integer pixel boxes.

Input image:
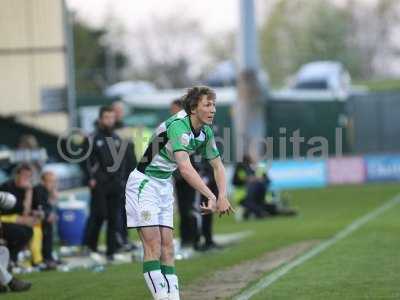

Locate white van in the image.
[292,61,351,99]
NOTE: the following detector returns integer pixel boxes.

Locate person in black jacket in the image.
[194,157,220,251]
[112,101,137,181]
[32,171,58,268]
[170,99,198,249]
[112,101,137,250]
[0,191,31,293]
[0,164,35,263]
[84,106,126,260]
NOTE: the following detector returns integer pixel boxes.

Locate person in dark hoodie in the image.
[84,106,126,261]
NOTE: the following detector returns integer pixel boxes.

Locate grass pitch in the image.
[3,183,400,299]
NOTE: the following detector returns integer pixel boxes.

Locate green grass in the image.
[356,79,400,92]
[3,183,399,299]
[251,189,400,300]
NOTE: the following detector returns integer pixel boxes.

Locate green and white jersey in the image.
[136,110,220,179]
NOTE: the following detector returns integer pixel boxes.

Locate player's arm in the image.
[22,187,33,216]
[209,156,234,216]
[174,151,216,214]
[86,134,99,188]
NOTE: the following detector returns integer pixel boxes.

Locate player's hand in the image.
[17,216,36,227]
[217,195,235,217]
[200,195,217,215]
[47,212,57,223]
[50,190,59,203]
[32,209,45,220]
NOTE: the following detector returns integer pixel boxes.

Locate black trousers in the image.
[115,195,128,246]
[42,221,54,261]
[175,179,197,247]
[2,222,33,262]
[84,181,123,256]
[195,179,217,246]
[195,210,213,246]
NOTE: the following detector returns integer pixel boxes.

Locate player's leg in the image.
[138,227,169,300]
[125,170,168,299]
[160,227,180,300]
[84,187,106,252]
[0,246,12,286]
[158,179,180,299]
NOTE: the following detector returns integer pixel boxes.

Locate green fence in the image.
[267,100,350,158]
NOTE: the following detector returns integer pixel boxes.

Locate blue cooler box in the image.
[57,197,88,246]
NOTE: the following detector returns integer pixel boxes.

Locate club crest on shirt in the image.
[180,133,190,146]
[211,139,217,150]
[141,210,151,222]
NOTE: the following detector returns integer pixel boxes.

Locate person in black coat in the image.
[194,157,220,250]
[170,99,198,248]
[0,191,31,292]
[84,106,126,260]
[0,164,35,263]
[112,101,137,250]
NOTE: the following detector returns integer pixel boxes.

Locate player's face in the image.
[16,170,32,189]
[194,95,216,125]
[43,173,57,192]
[113,103,124,121]
[100,111,116,129]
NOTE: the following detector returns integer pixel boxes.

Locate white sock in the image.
[164,274,180,300]
[161,265,180,300]
[143,261,169,300]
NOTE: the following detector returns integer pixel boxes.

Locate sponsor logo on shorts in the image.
[141,210,151,222]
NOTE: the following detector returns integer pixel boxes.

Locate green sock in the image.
[143,261,169,298]
[161,264,175,274]
[143,260,161,273]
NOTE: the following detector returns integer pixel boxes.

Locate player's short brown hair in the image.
[98,105,114,119]
[171,98,183,108]
[14,163,33,176]
[182,86,216,115]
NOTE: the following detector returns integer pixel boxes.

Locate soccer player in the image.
[125,86,233,300]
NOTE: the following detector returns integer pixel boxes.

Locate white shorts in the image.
[125,169,174,229]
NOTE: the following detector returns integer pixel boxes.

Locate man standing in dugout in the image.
[170,99,198,250]
[84,106,126,261]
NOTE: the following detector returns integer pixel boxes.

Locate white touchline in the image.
[233,193,400,300]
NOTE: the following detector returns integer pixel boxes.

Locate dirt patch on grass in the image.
[182,240,320,300]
